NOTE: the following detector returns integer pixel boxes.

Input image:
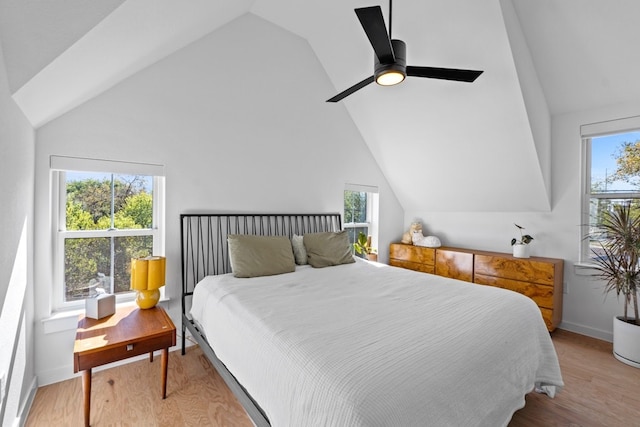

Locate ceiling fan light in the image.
[374,40,407,86]
[376,70,405,86]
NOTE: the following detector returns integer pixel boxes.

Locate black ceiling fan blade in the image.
[326,76,375,103]
[355,6,395,64]
[406,66,483,82]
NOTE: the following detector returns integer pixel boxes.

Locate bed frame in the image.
[180,213,342,426]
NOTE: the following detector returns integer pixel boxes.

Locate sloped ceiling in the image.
[512,0,640,115]
[1,0,639,213]
[0,0,126,94]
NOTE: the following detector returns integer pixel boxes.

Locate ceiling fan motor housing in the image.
[375,39,406,84]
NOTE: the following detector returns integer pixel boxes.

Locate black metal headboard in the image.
[180,213,342,315]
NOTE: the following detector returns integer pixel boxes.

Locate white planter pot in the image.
[512,244,530,258]
[613,316,640,368]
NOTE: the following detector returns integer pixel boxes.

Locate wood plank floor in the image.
[26,329,640,426]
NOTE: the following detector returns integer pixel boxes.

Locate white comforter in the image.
[190,258,563,427]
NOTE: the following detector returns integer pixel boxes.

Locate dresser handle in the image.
[126,344,134,351]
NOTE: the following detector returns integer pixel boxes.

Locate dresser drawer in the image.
[74,332,175,372]
[389,244,435,265]
[436,248,473,282]
[474,255,555,286]
[474,274,554,309]
[390,259,435,274]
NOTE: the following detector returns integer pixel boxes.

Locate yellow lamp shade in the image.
[130,258,148,291]
[130,256,166,308]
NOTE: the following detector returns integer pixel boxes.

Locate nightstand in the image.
[73,304,176,427]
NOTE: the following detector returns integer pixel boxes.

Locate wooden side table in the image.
[73,305,176,427]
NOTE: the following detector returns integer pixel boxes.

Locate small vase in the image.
[512,244,530,258]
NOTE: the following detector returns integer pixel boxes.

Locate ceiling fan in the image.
[327,0,483,102]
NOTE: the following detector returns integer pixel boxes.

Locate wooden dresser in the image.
[389,243,563,332]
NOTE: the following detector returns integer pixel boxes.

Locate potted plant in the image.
[588,202,640,367]
[511,223,534,258]
[353,232,377,261]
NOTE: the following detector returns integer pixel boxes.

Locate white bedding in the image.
[190,257,563,427]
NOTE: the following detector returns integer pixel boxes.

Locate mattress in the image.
[190,257,563,426]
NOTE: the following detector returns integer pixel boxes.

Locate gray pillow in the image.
[228,235,296,278]
[303,231,355,268]
[291,234,308,265]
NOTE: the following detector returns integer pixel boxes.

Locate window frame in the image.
[343,184,379,256]
[51,157,165,311]
[580,119,640,263]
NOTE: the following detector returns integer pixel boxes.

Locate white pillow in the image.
[291,234,308,265]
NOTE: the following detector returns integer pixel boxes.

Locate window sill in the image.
[42,298,170,334]
[574,262,598,276]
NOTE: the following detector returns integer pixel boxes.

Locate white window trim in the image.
[51,157,165,311]
[580,136,593,264]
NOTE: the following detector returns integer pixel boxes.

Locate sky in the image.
[591,131,640,192]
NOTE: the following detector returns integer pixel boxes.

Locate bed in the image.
[181,213,563,426]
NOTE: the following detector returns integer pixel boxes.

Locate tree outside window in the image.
[62,173,155,301]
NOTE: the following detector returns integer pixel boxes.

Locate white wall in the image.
[405,99,640,342]
[0,37,36,425]
[33,13,404,385]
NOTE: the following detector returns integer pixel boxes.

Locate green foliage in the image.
[589,203,640,324]
[511,223,534,246]
[66,176,149,226]
[64,237,107,299]
[353,232,375,255]
[122,193,153,228]
[344,191,367,224]
[610,140,640,187]
[66,201,96,230]
[64,175,153,301]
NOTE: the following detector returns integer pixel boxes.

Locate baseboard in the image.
[559,321,613,343]
[14,376,37,427]
[36,364,78,388]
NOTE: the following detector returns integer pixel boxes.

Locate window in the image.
[51,156,165,309]
[581,118,640,262]
[343,184,379,258]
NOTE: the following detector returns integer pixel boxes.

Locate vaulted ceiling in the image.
[1,0,639,212]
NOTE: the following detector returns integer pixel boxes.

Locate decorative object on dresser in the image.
[130,256,166,308]
[511,223,534,258]
[389,243,563,331]
[587,202,640,368]
[400,220,442,247]
[401,221,423,244]
[412,231,442,248]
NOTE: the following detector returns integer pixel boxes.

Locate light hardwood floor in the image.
[26,329,640,427]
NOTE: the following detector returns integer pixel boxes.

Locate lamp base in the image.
[136,289,160,309]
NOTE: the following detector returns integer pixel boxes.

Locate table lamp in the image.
[130,256,166,309]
